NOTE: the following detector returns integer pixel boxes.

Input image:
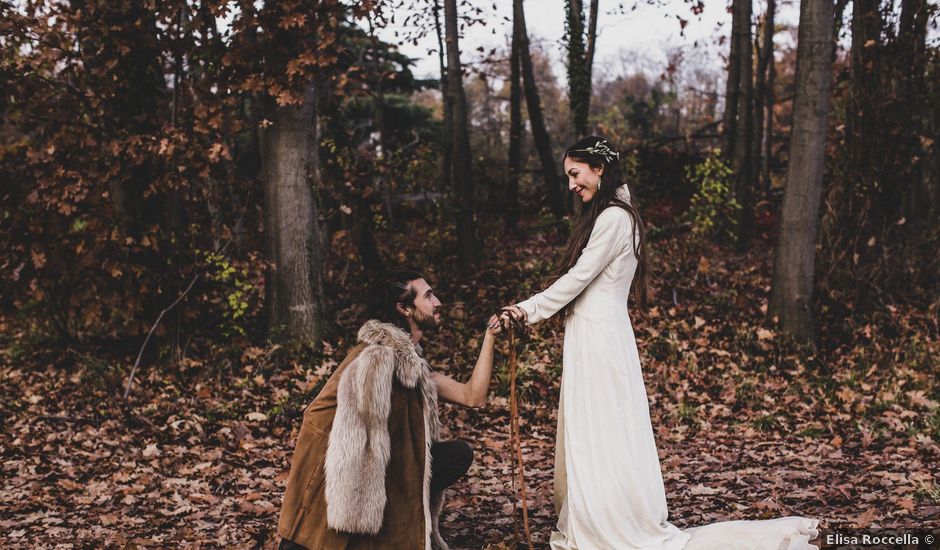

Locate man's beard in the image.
[413,308,440,330]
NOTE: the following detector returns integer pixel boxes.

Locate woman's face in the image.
[564,156,604,203]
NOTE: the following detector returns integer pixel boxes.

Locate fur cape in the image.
[324,320,443,546]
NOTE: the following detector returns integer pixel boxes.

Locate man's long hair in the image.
[555,136,649,313]
[367,270,425,330]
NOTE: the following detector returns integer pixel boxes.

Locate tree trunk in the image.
[171,3,187,129]
[930,86,940,224]
[732,0,754,248]
[574,0,600,217]
[262,83,325,346]
[352,190,385,274]
[71,0,177,342]
[505,11,523,232]
[846,0,881,184]
[566,0,589,138]
[481,74,495,157]
[769,0,833,344]
[444,0,479,267]
[236,0,264,185]
[433,0,453,195]
[723,0,743,160]
[894,0,930,222]
[516,0,566,220]
[373,91,395,228]
[763,30,776,195]
[73,0,165,239]
[585,0,599,83]
[753,0,775,196]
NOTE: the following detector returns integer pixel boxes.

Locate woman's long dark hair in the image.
[555,136,649,312]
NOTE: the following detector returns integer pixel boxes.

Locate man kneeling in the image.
[277,270,504,549]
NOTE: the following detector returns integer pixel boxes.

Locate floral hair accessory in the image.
[570,139,621,164]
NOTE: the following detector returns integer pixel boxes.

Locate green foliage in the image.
[750,412,779,432]
[676,398,698,427]
[0,2,387,345]
[915,481,940,504]
[735,375,758,404]
[621,150,641,184]
[682,151,740,242]
[200,251,254,337]
[926,408,940,443]
[796,423,827,438]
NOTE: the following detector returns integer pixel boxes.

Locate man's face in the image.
[405,278,442,330]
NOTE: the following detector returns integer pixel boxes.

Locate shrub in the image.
[683,151,740,243]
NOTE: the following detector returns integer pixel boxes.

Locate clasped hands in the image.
[486,305,528,335]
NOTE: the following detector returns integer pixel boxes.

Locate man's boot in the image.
[430,489,449,550]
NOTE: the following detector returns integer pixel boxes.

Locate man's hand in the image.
[486,314,505,336]
[433,322,500,408]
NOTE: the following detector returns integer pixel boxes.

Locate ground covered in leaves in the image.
[1,216,938,548]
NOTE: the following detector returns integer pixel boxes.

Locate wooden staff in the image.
[504,311,534,550]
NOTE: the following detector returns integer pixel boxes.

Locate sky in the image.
[374,0,800,84]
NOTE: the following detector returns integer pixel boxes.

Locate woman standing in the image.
[495,136,820,550]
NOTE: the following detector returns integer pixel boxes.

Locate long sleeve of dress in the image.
[516,207,631,325]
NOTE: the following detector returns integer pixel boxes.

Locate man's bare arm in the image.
[432,329,498,408]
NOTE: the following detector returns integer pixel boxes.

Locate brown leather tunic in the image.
[277,343,430,549]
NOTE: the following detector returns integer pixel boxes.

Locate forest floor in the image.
[1,212,939,548]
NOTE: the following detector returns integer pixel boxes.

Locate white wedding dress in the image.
[515,187,820,550]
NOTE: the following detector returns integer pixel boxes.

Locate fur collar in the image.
[357,319,424,389]
[326,319,443,545]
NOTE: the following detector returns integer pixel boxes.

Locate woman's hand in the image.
[500,305,527,325]
[487,305,527,335]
